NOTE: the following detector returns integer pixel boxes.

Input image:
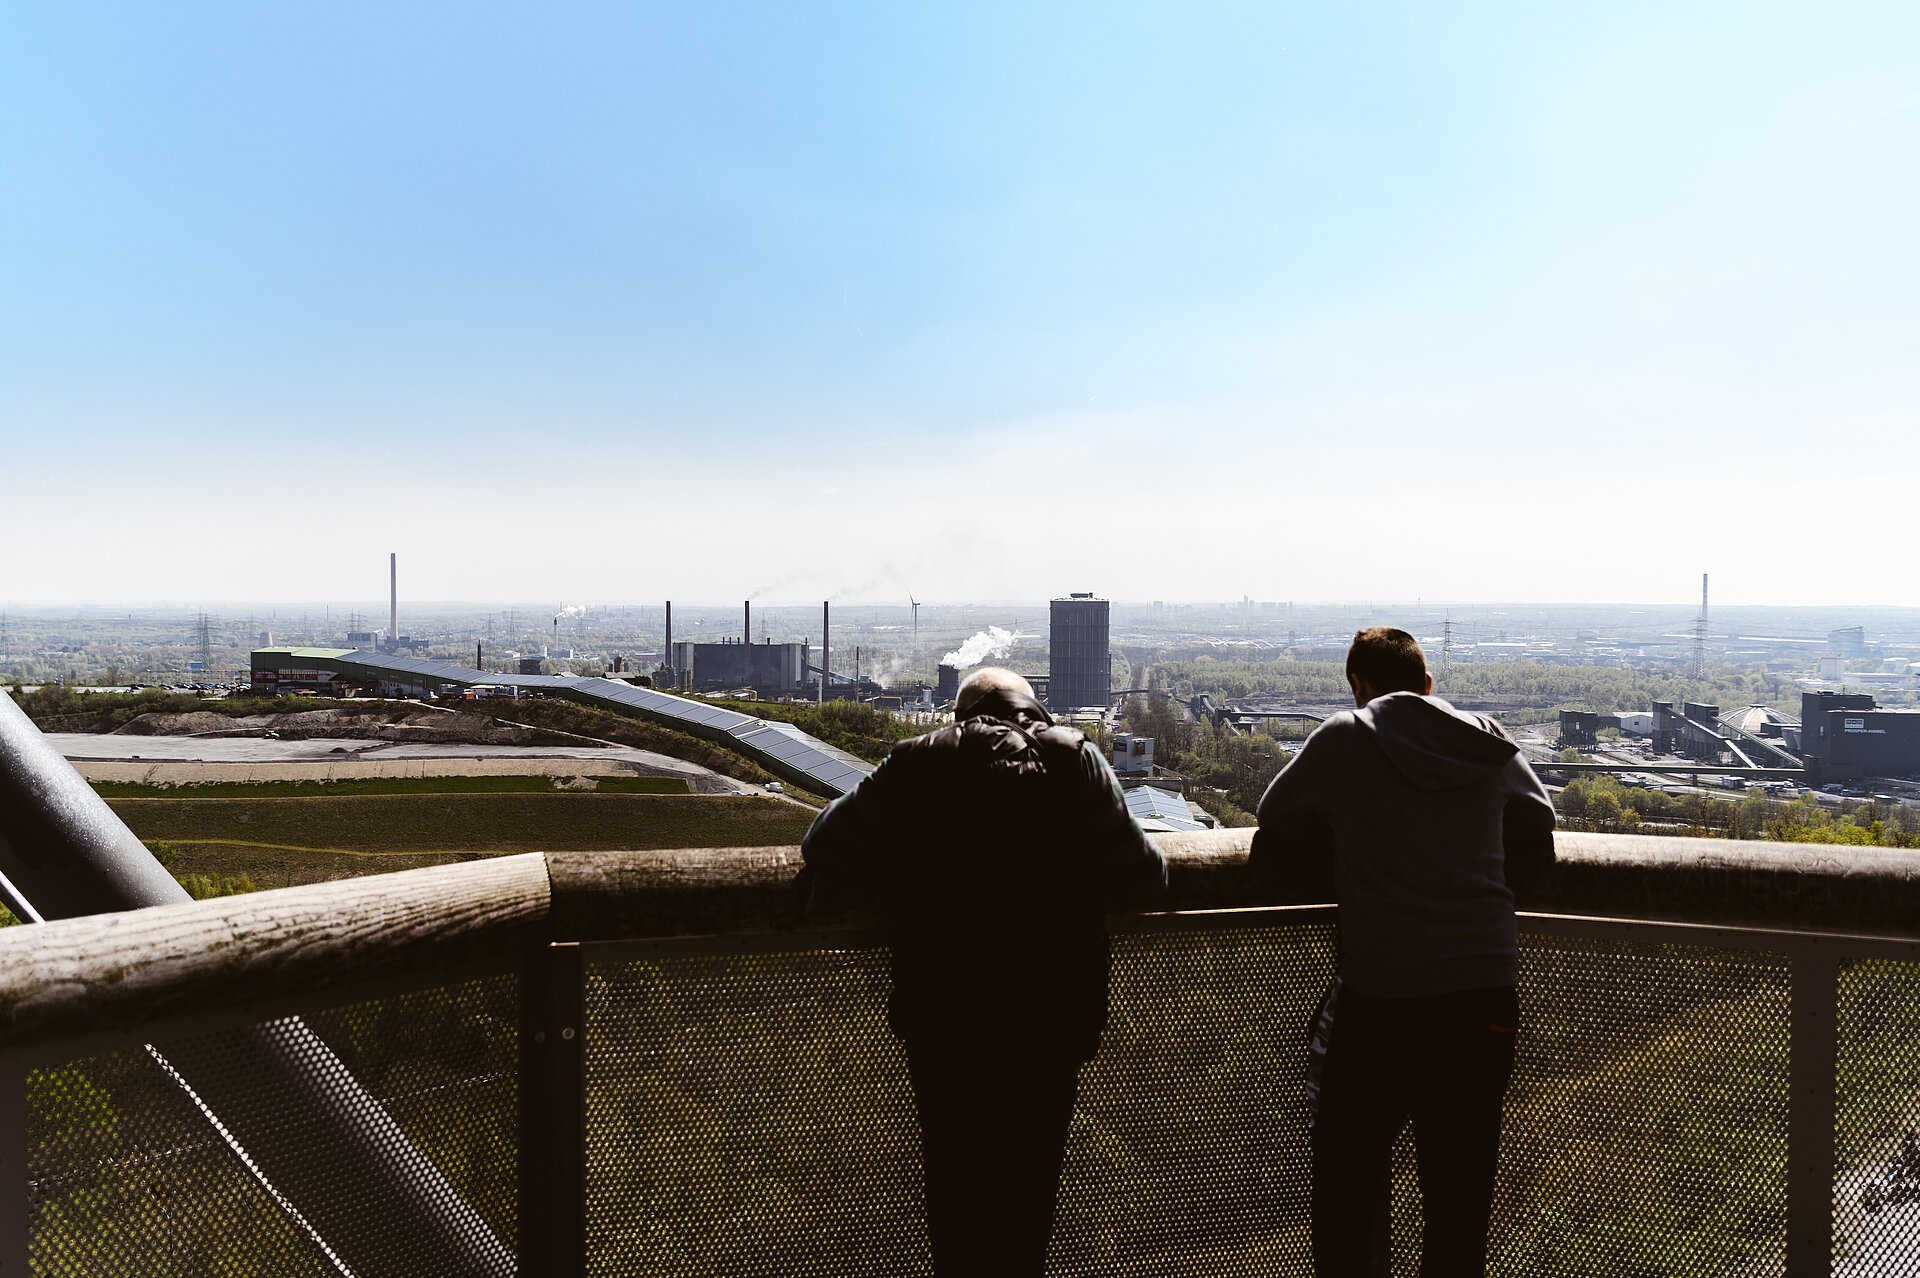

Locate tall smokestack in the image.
[665,601,672,676]
[820,601,829,705]
[389,553,397,650]
[1690,572,1709,681]
[745,601,751,648]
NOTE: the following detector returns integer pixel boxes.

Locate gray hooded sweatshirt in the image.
[1253,692,1555,998]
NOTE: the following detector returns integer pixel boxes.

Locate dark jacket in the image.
[800,687,1166,1061]
[1253,692,1555,998]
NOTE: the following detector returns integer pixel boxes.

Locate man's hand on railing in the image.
[1504,803,1557,910]
[1248,818,1337,906]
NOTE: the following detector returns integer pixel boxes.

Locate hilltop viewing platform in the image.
[2,830,1919,1276]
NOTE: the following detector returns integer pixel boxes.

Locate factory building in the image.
[1049,593,1110,712]
[1650,701,1740,763]
[1112,733,1155,776]
[1558,710,1655,744]
[1557,710,1615,745]
[670,640,809,694]
[1799,691,1920,783]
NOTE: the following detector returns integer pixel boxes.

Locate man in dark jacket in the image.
[801,667,1166,1278]
[1253,628,1554,1277]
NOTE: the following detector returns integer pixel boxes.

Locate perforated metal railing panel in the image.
[26,971,520,1277]
[1836,955,1920,1278]
[18,921,1817,1276]
[583,947,925,1277]
[28,1045,334,1277]
[582,921,1339,1277]
[585,922,1800,1278]
[1054,923,1337,1275]
[1488,932,1792,1278]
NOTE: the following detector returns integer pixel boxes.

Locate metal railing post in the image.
[1786,937,1839,1278]
[0,1054,25,1277]
[521,943,586,1276]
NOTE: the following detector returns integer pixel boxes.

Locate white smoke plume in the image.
[941,625,1016,670]
[556,604,590,620]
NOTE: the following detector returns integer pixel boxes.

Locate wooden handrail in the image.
[0,853,550,1048]
[4,829,1920,1050]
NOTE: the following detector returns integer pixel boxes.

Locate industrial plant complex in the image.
[1556,690,1920,788]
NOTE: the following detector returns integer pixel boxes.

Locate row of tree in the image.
[1149,658,1813,716]
[1557,776,1920,847]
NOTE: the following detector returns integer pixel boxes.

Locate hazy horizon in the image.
[8,593,1920,616]
[9,596,1920,626]
[8,3,1919,605]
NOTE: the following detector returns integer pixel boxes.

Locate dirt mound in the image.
[110,708,538,747]
[113,712,271,736]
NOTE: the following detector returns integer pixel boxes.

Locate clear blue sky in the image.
[5,2,1918,605]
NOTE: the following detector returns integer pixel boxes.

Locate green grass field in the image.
[110,790,819,891]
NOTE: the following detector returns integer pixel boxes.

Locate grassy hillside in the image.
[110,791,817,892]
[706,698,917,764]
[471,697,793,789]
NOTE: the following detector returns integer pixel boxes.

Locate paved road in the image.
[44,732,750,793]
[46,733,701,767]
[1837,1196,1920,1277]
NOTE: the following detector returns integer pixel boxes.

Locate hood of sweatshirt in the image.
[1353,691,1518,792]
[951,686,1081,778]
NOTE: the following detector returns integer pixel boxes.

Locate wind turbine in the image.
[910,595,920,651]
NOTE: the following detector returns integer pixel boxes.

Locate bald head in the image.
[954,667,1035,719]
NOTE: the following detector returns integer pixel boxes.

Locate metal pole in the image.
[390,552,398,651]
[1785,937,1838,1277]
[0,691,512,1277]
[521,942,585,1277]
[820,601,829,706]
[0,1052,24,1275]
[0,690,185,918]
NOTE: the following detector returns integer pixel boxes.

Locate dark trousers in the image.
[907,1046,1081,1278]
[1311,984,1518,1278]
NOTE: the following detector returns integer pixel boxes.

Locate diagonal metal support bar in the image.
[0,691,514,1276]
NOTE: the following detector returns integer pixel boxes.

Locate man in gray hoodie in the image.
[1253,627,1554,1277]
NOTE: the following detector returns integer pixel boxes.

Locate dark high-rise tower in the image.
[1048,593,1109,712]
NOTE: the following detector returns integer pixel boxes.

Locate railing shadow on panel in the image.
[2,831,1920,1277]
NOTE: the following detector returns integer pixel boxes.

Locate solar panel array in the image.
[287,651,875,798]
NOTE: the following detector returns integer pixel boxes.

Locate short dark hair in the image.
[1346,627,1428,696]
